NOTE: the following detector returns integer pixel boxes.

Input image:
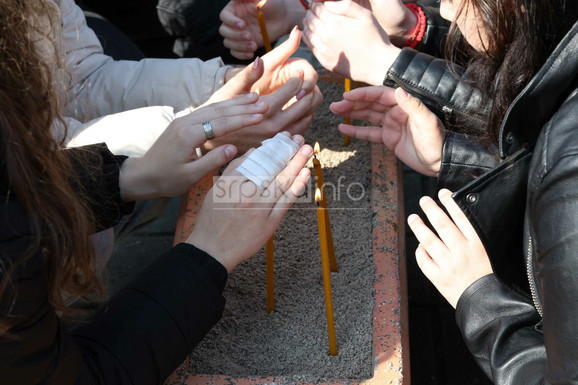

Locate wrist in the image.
[389,7,418,47]
[403,4,427,49]
[119,157,158,202]
[367,46,401,86]
[187,231,236,273]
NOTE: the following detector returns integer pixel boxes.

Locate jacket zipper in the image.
[526,237,543,316]
[387,73,487,128]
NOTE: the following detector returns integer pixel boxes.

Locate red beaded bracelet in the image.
[404,3,427,49]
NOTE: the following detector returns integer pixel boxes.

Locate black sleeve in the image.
[63,143,135,231]
[384,48,489,133]
[437,131,500,191]
[0,211,227,385]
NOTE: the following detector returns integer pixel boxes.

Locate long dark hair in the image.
[445,0,577,144]
[0,0,99,334]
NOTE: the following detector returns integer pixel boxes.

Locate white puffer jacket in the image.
[46,0,231,156]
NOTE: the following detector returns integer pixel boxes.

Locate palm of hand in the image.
[381,106,442,177]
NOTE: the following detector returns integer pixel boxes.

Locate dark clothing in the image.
[75,0,253,63]
[0,144,228,384]
[440,21,578,383]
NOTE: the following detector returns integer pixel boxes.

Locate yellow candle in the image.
[257,1,272,52]
[266,235,274,313]
[313,142,337,272]
[343,78,352,146]
[316,188,338,356]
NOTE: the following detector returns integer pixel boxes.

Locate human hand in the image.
[301,0,401,85]
[119,93,268,201]
[407,189,493,308]
[361,0,417,47]
[204,28,323,153]
[219,0,304,60]
[187,134,313,272]
[330,86,444,176]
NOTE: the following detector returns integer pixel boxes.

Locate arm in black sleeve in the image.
[63,143,135,230]
[437,131,501,191]
[0,217,227,385]
[384,48,489,133]
[70,243,227,385]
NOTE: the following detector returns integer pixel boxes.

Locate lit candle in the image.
[313,142,337,272]
[266,235,274,313]
[343,78,352,146]
[257,0,272,52]
[316,188,338,356]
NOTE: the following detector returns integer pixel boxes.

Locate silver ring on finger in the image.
[202,121,215,140]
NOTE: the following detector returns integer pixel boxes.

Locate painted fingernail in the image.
[296,89,307,100]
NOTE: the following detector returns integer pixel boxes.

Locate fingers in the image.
[223,57,266,94]
[262,26,300,68]
[438,189,479,241]
[184,93,268,144]
[338,124,384,143]
[219,2,258,59]
[394,87,434,124]
[270,167,312,219]
[188,145,238,182]
[417,195,466,252]
[266,143,313,201]
[407,209,450,264]
[413,242,441,284]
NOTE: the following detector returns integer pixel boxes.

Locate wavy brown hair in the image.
[445,0,577,144]
[0,0,99,335]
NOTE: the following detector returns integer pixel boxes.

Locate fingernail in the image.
[301,145,313,155]
[255,101,266,108]
[407,214,418,224]
[438,188,451,198]
[225,145,236,158]
[396,87,409,99]
[296,89,307,100]
[252,113,263,119]
[253,56,261,69]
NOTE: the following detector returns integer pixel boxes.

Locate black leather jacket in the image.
[412,20,578,383]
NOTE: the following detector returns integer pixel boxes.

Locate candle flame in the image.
[257,0,267,8]
[315,188,321,204]
[314,142,320,154]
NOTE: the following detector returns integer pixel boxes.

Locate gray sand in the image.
[178,82,375,383]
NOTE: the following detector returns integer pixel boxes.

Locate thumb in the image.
[262,26,300,67]
[225,57,265,94]
[192,145,238,181]
[394,87,433,121]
